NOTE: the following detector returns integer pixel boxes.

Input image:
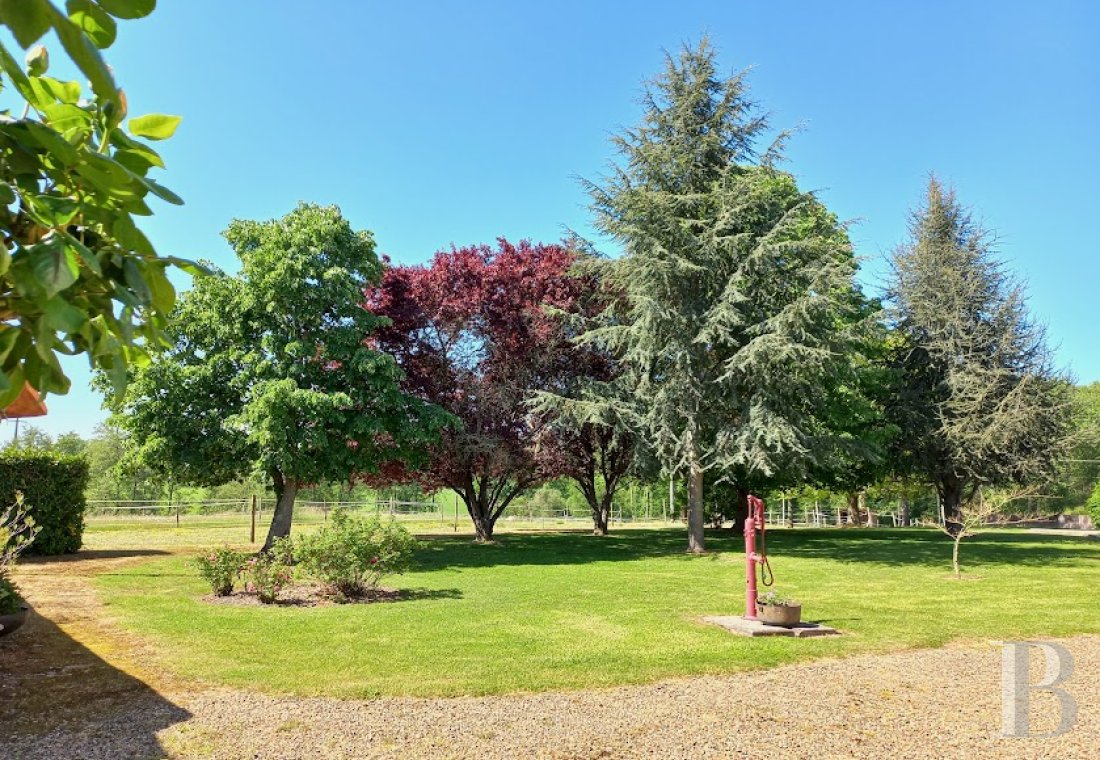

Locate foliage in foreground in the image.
[0,0,199,403]
[0,491,40,614]
[293,511,417,599]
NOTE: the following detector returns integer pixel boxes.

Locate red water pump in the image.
[743,494,774,619]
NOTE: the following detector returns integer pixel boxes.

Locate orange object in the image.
[1,383,47,419]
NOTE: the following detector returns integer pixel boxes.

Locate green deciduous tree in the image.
[0,1,199,404]
[886,178,1072,531]
[583,40,867,552]
[110,204,451,550]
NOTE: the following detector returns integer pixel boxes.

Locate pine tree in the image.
[585,40,867,552]
[887,178,1071,531]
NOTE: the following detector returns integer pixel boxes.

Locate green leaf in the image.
[95,0,155,19]
[110,129,165,168]
[123,257,153,305]
[164,256,211,277]
[112,213,154,255]
[43,295,87,332]
[28,235,79,297]
[59,230,102,275]
[47,6,120,106]
[129,113,181,141]
[41,102,93,137]
[26,194,80,227]
[0,327,21,366]
[0,243,10,276]
[0,0,51,47]
[25,44,49,76]
[0,41,35,102]
[66,0,117,48]
[140,176,183,205]
[145,266,175,313]
[29,75,83,105]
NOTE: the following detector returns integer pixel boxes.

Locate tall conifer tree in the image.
[887,178,1071,530]
[585,41,866,552]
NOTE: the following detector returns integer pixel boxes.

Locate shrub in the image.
[0,451,88,555]
[0,492,40,614]
[1086,484,1100,529]
[240,554,292,604]
[294,511,417,599]
[194,547,246,596]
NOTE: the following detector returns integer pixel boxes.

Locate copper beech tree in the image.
[366,239,619,541]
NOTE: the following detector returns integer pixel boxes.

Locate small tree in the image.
[112,204,451,550]
[932,488,1043,579]
[887,178,1072,533]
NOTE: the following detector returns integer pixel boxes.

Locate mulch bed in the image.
[201,583,402,608]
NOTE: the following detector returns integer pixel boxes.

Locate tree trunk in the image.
[846,491,861,526]
[940,476,964,536]
[686,464,705,554]
[952,533,963,579]
[262,472,298,552]
[592,493,611,536]
[731,487,749,535]
[899,493,910,527]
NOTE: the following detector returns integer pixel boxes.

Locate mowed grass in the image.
[89,525,1100,697]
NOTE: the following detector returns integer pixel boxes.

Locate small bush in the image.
[294,511,417,599]
[194,547,246,596]
[0,451,88,555]
[0,575,20,615]
[240,553,292,604]
[1,492,39,614]
[1086,484,1100,529]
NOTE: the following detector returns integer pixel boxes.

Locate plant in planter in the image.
[194,547,247,596]
[240,553,292,604]
[0,492,40,636]
[755,590,802,627]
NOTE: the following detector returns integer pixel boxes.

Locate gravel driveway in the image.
[3,552,1097,759]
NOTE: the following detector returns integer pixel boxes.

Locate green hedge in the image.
[0,450,89,555]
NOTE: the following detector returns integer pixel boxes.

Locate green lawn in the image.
[91,527,1100,697]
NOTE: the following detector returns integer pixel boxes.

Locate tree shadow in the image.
[0,606,189,759]
[413,527,1098,572]
[19,548,171,566]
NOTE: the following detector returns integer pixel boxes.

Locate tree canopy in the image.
[583,40,869,551]
[111,203,450,549]
[366,239,582,541]
[886,177,1072,529]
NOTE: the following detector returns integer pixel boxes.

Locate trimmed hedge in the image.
[0,450,89,555]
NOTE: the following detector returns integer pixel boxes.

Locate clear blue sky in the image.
[21,0,1100,439]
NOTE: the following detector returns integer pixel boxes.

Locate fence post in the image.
[250,495,257,544]
[175,501,179,527]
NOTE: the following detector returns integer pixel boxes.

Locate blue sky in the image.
[16,0,1100,439]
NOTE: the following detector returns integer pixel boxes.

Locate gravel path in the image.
[4,552,1098,759]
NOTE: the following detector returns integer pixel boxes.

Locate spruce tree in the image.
[585,41,866,552]
[887,178,1071,531]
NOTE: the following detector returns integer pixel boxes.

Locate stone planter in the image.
[0,604,29,637]
[756,601,801,627]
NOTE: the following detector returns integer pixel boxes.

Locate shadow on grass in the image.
[0,607,189,756]
[413,527,1098,572]
[21,549,171,565]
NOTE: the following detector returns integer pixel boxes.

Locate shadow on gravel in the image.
[0,608,189,759]
[414,527,1098,571]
